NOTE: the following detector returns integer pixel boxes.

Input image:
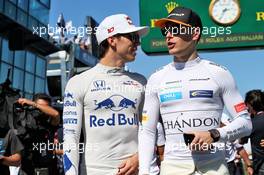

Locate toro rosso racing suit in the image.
[63,63,146,175]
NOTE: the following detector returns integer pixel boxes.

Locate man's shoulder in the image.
[68,67,97,84]
[252,114,264,134]
[201,59,235,85]
[149,63,171,80]
[202,59,228,72]
[78,66,99,77]
[5,129,24,150]
[253,113,264,123]
[126,71,147,85]
[65,68,97,96]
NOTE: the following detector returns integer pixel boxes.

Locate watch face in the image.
[210,129,220,142]
[210,0,241,25]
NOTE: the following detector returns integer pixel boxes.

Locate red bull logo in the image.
[64,92,74,99]
[94,95,137,112]
[64,100,76,107]
[90,113,138,127]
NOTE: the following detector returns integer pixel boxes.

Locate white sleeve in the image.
[156,122,165,146]
[213,67,252,142]
[139,75,160,175]
[233,140,243,150]
[63,77,83,175]
[218,114,251,142]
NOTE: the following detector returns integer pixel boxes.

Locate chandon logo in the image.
[164,117,220,132]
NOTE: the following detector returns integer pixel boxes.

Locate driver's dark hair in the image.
[245,89,264,112]
[98,39,109,59]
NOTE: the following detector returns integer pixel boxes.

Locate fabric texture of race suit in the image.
[139,57,252,174]
[221,113,244,163]
[63,63,146,175]
[144,122,166,175]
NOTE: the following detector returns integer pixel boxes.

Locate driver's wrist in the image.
[246,164,253,168]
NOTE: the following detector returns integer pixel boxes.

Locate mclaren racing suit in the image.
[139,57,252,175]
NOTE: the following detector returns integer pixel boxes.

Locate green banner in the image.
[139,0,264,54]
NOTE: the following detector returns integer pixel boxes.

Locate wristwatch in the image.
[209,129,220,142]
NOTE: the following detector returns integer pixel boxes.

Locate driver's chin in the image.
[128,49,137,60]
[124,53,136,62]
[168,48,177,55]
[122,47,137,62]
[128,55,136,62]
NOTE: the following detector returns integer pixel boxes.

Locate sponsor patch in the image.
[234,102,247,113]
[64,92,74,99]
[122,80,140,87]
[89,113,138,127]
[142,114,149,123]
[160,85,182,92]
[64,100,76,107]
[126,16,133,25]
[163,112,220,134]
[189,78,210,81]
[64,129,76,135]
[159,92,182,102]
[190,90,213,98]
[63,111,77,116]
[165,80,182,84]
[107,27,114,33]
[91,80,111,92]
[94,95,137,112]
[63,118,77,124]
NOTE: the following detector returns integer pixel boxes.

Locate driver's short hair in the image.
[98,39,109,59]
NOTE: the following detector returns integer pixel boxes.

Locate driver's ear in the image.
[107,36,117,47]
[192,27,201,41]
